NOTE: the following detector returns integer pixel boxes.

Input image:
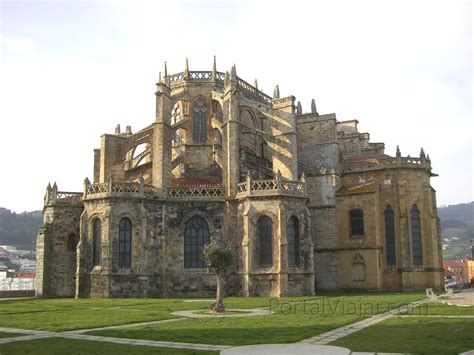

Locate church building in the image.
[36,58,444,298]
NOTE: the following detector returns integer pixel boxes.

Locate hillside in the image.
[0,208,42,250]
[438,202,474,260]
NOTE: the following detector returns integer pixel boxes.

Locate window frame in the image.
[384,205,397,266]
[258,216,273,267]
[118,217,132,268]
[287,216,300,267]
[193,98,207,144]
[349,209,365,237]
[410,204,423,267]
[184,216,210,269]
[92,218,101,267]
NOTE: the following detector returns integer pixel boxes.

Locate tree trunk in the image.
[210,273,225,313]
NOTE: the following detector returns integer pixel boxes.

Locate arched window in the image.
[259,216,273,266]
[349,209,364,237]
[193,98,207,143]
[92,219,101,266]
[67,233,78,252]
[287,216,300,267]
[118,218,132,268]
[171,102,182,125]
[410,204,422,266]
[184,216,210,268]
[384,205,396,266]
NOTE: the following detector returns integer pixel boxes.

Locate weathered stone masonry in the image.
[36,58,443,298]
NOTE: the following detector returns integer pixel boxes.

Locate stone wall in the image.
[36,204,83,297]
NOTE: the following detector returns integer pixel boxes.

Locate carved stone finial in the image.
[273,85,280,100]
[163,61,168,78]
[52,182,57,191]
[296,101,302,114]
[396,145,401,158]
[158,71,162,83]
[254,79,258,90]
[426,154,431,163]
[300,171,306,182]
[126,125,132,134]
[84,177,91,186]
[224,71,230,85]
[184,57,190,79]
[47,182,52,191]
[211,55,217,81]
[420,147,426,158]
[115,124,121,135]
[230,64,237,81]
[311,99,318,114]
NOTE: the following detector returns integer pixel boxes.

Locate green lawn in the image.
[331,316,474,355]
[406,302,474,316]
[0,292,424,333]
[86,292,425,345]
[0,331,25,339]
[0,337,216,355]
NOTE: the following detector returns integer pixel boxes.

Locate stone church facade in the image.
[36,59,444,298]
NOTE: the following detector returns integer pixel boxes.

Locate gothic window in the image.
[213,100,223,122]
[411,204,422,266]
[384,205,396,266]
[287,216,300,267]
[118,218,132,268]
[92,219,101,266]
[67,233,78,252]
[171,103,182,125]
[259,216,273,266]
[174,129,181,145]
[193,98,207,143]
[184,216,210,268]
[349,209,364,237]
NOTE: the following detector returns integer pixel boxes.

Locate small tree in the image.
[202,240,233,313]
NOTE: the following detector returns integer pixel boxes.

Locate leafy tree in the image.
[202,240,233,313]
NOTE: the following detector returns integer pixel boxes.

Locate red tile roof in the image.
[171,178,222,189]
[14,272,36,278]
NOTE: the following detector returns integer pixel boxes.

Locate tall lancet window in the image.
[118,218,132,268]
[410,204,422,266]
[384,205,396,266]
[193,98,207,143]
[287,216,300,267]
[258,216,273,266]
[92,218,101,266]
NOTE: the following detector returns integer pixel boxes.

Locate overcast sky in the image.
[0,0,472,213]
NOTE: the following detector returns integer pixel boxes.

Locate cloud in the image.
[0,34,34,54]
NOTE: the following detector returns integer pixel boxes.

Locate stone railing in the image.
[166,70,271,103]
[345,155,432,173]
[83,178,158,200]
[168,186,225,200]
[237,174,306,198]
[44,183,83,206]
[237,77,273,103]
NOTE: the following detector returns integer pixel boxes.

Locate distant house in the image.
[444,259,474,285]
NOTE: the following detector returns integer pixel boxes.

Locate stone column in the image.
[152,81,172,196]
[222,70,240,197]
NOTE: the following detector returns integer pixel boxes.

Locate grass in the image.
[331,316,474,355]
[0,337,217,354]
[86,292,425,345]
[0,292,424,332]
[406,301,474,316]
[0,331,25,339]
